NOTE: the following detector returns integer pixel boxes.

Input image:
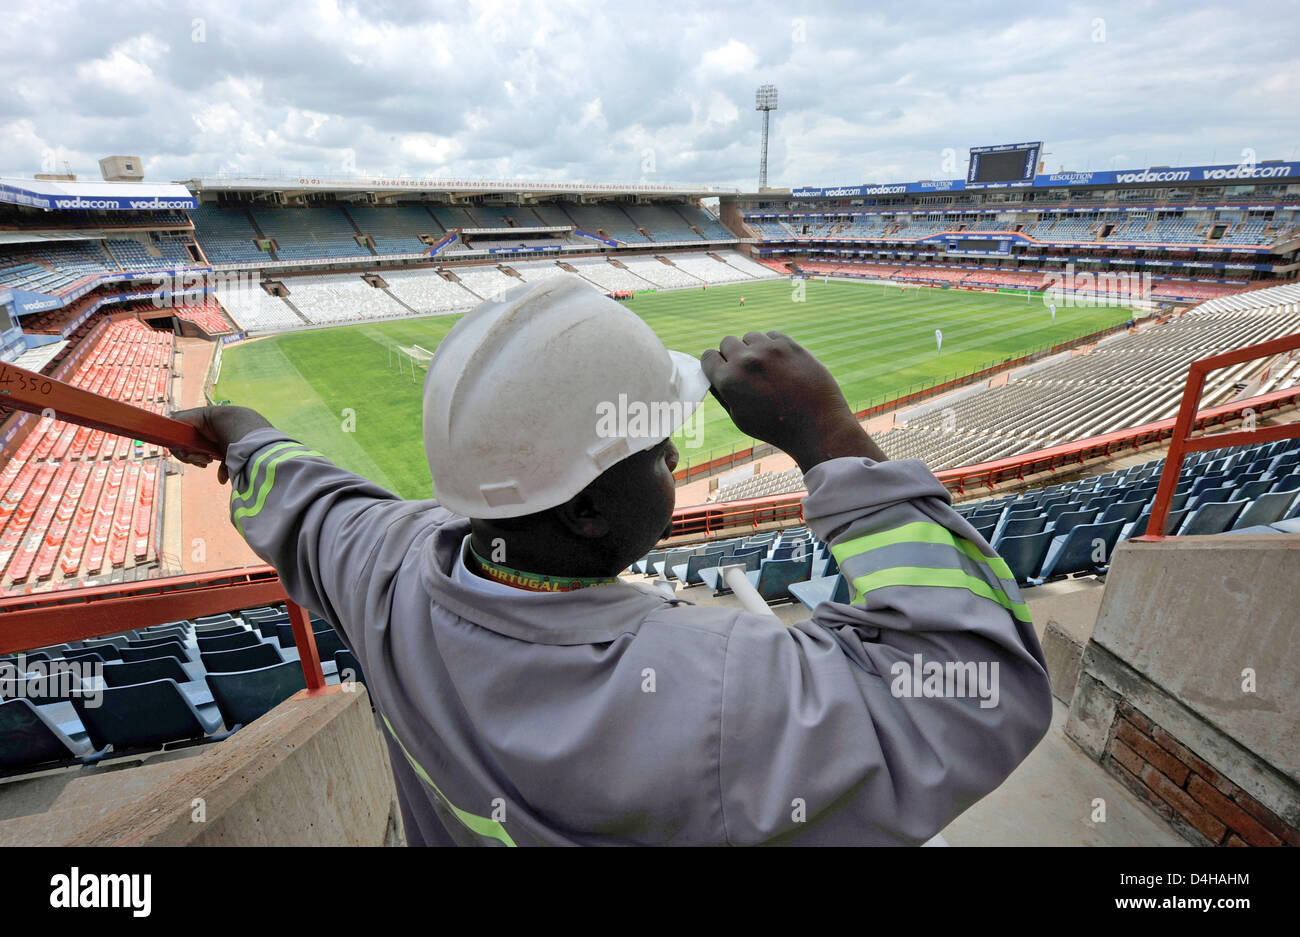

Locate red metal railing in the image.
[0,362,328,692]
[1133,333,1300,541]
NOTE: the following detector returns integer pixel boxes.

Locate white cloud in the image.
[0,0,1294,190]
[699,39,758,76]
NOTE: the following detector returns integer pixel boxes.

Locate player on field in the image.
[172,277,1051,846]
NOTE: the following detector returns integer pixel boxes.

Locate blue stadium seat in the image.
[631,550,666,575]
[197,630,260,653]
[101,656,191,688]
[789,574,850,612]
[992,514,1047,547]
[76,643,124,661]
[1031,520,1126,583]
[1048,509,1098,538]
[745,555,814,604]
[311,628,346,660]
[247,614,289,639]
[205,661,307,729]
[57,648,106,665]
[1271,474,1300,494]
[698,551,765,594]
[0,697,95,771]
[1098,499,1146,526]
[672,549,729,586]
[1231,491,1297,530]
[334,649,366,688]
[201,643,283,674]
[1043,502,1084,522]
[654,550,694,581]
[1121,506,1189,540]
[1178,499,1248,536]
[1,664,88,706]
[193,623,246,639]
[995,531,1054,585]
[119,641,189,664]
[1190,485,1237,509]
[72,679,224,753]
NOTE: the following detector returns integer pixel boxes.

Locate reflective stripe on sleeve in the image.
[232,445,324,535]
[832,521,1031,623]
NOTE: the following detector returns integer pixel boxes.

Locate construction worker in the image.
[172,277,1051,846]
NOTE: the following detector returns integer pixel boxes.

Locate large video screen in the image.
[972,150,1032,184]
[967,142,1041,188]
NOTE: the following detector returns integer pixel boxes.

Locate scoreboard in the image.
[966,142,1041,189]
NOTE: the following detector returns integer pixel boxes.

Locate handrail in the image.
[0,365,326,691]
[1134,333,1300,541]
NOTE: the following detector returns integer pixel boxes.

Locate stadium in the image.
[0,16,1296,866]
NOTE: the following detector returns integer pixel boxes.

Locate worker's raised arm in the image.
[718,455,1052,844]
[171,406,433,629]
[700,333,1051,844]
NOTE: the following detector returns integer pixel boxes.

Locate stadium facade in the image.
[724,155,1300,304]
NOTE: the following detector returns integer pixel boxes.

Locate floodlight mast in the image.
[755,84,778,189]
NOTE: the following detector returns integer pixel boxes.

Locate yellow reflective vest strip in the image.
[380,714,516,846]
[831,521,1031,623]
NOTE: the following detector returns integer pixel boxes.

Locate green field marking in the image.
[217,279,1134,499]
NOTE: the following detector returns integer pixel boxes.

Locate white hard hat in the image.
[422,276,710,518]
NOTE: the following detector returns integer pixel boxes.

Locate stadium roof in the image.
[788,159,1300,199]
[180,173,738,200]
[0,178,198,211]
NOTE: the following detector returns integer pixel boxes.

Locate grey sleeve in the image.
[718,457,1053,845]
[223,428,448,631]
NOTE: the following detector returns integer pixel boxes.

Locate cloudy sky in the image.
[1,0,1296,190]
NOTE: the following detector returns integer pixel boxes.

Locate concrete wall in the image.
[1066,534,1300,845]
[1090,535,1298,777]
[61,686,402,846]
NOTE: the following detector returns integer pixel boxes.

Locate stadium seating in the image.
[0,603,365,775]
[569,258,656,292]
[380,269,479,314]
[448,266,525,301]
[251,207,368,261]
[345,204,440,255]
[281,275,407,325]
[205,660,307,728]
[0,697,95,771]
[0,320,171,590]
[873,284,1300,470]
[191,205,270,263]
[616,257,707,288]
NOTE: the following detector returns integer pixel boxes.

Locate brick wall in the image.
[1102,700,1297,846]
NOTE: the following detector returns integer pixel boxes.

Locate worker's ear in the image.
[553,490,611,540]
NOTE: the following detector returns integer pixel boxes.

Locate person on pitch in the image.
[173,277,1051,846]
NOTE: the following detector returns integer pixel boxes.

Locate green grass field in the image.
[215,278,1135,499]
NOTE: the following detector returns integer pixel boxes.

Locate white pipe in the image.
[719,564,779,618]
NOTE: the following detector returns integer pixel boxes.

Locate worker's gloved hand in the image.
[170,406,274,484]
[701,331,885,473]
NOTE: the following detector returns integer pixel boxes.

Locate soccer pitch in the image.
[215,278,1135,500]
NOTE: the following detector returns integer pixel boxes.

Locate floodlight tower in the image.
[755,84,778,189]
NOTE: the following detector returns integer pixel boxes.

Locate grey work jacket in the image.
[225,428,1052,845]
